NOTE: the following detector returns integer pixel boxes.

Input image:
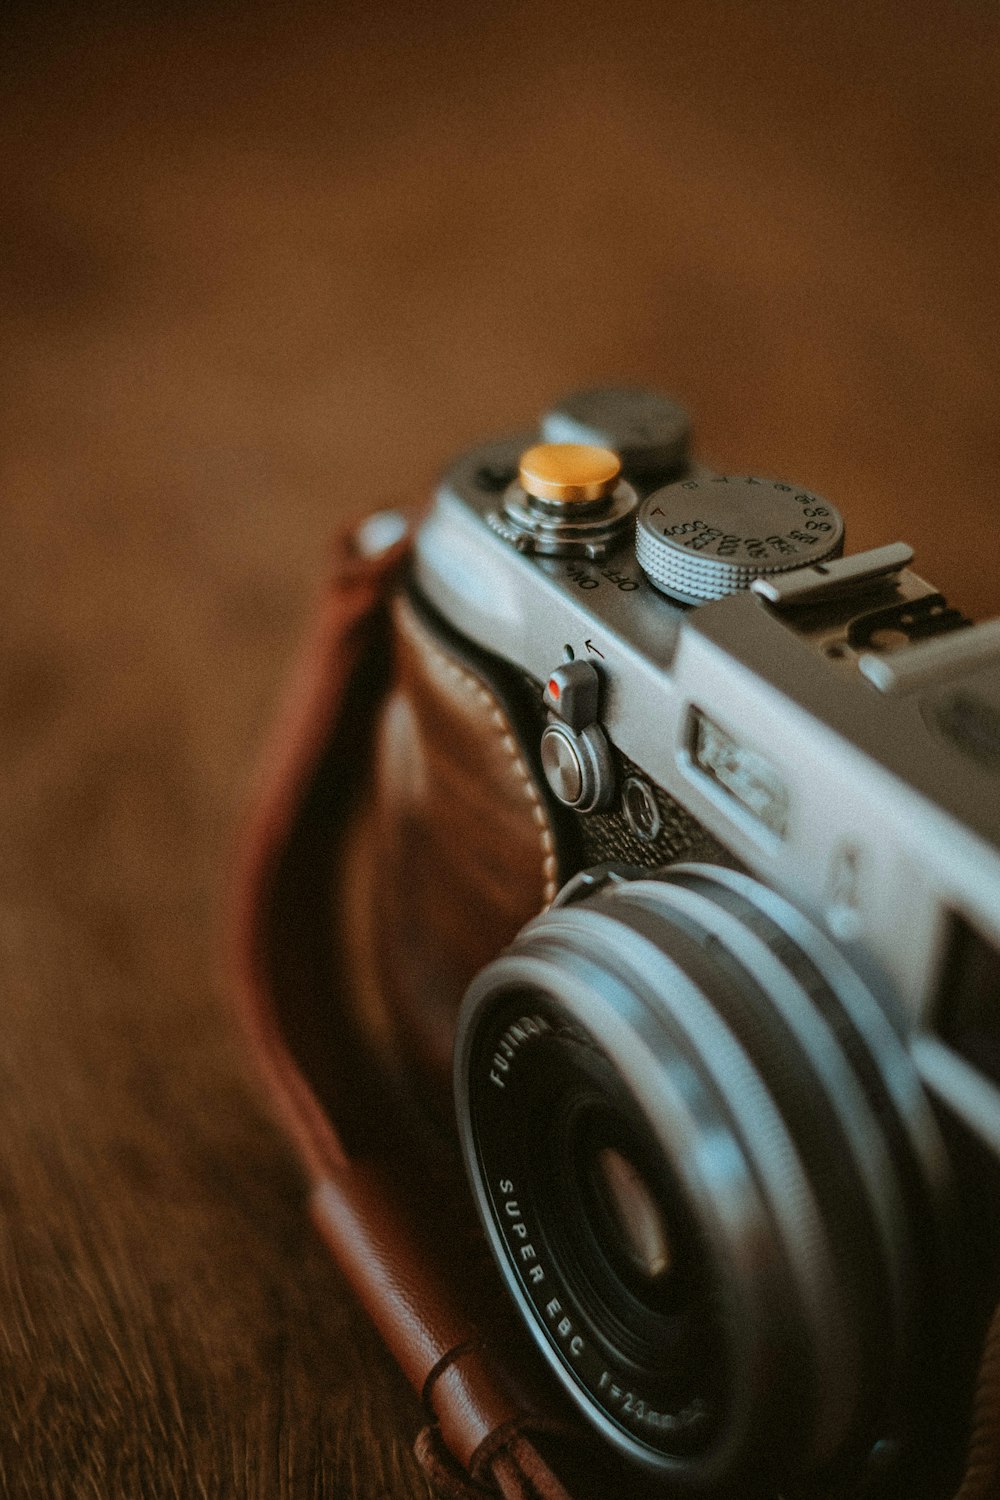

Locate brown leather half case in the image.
[341,584,569,1118]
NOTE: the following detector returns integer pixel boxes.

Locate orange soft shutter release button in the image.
[517,443,621,505]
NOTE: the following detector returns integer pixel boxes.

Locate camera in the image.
[398,388,1000,1497]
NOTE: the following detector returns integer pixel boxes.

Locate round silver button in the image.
[540,722,615,813]
[635,475,845,604]
[541,725,584,805]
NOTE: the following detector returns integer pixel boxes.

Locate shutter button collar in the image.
[488,443,637,560]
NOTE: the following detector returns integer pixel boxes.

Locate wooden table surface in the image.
[1,3,998,1495]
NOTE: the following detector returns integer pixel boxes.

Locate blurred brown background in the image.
[0,3,998,1495]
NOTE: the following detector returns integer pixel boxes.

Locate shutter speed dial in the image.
[635,475,845,605]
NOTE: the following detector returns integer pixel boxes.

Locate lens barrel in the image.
[454,865,951,1492]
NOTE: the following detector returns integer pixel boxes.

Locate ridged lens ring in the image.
[454,865,951,1492]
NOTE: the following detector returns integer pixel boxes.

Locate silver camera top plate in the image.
[413,421,1000,1154]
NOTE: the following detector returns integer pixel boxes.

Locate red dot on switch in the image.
[548,679,561,699]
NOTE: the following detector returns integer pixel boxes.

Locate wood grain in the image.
[0,2,998,1494]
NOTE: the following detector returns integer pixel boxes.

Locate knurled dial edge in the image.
[635,475,845,603]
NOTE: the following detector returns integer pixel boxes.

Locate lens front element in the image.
[591,1145,673,1284]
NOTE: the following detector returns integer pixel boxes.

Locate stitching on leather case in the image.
[399,607,559,906]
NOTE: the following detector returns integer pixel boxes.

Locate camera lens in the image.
[455,866,951,1492]
[475,997,726,1457]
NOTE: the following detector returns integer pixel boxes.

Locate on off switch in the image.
[489,441,637,559]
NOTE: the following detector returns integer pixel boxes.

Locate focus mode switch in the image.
[541,661,615,813]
